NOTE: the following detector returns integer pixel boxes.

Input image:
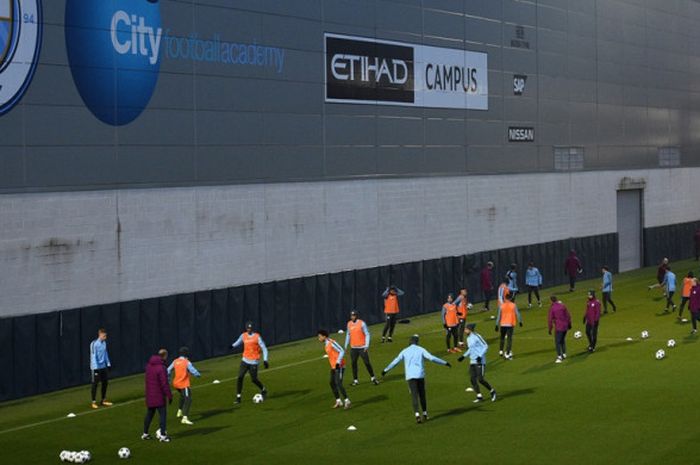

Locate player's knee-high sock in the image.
[182,389,192,416]
[236,376,245,396]
[100,379,108,401]
[91,381,98,402]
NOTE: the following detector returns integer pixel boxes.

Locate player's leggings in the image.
[483,290,493,310]
[91,368,109,402]
[555,330,568,356]
[458,319,466,344]
[143,406,167,435]
[407,378,427,414]
[350,348,375,380]
[469,364,493,395]
[329,368,347,400]
[568,275,577,290]
[666,291,676,310]
[679,296,690,317]
[585,322,599,349]
[602,292,617,313]
[509,290,518,302]
[527,285,540,304]
[178,387,192,416]
[692,311,700,330]
[499,326,514,353]
[382,314,397,338]
[237,361,264,395]
[445,325,459,349]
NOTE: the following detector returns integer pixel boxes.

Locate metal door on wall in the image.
[617,190,642,272]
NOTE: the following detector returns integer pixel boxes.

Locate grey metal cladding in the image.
[2,0,699,193]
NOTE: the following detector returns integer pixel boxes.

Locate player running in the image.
[548,295,572,363]
[381,285,404,343]
[648,257,669,294]
[89,328,113,409]
[662,266,677,313]
[318,329,351,409]
[454,288,470,347]
[495,293,522,360]
[584,290,601,352]
[231,322,268,405]
[458,323,497,403]
[382,334,451,423]
[525,262,543,308]
[167,347,201,425]
[506,263,519,302]
[678,271,695,319]
[442,294,461,353]
[601,266,617,313]
[345,311,379,386]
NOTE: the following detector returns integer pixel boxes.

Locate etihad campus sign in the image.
[325,33,488,110]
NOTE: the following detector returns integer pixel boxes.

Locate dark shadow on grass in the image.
[197,407,235,421]
[654,311,674,317]
[173,425,231,438]
[682,334,698,343]
[430,404,485,420]
[495,387,536,402]
[354,394,389,409]
[271,389,312,399]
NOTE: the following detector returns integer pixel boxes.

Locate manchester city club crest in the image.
[0,0,41,115]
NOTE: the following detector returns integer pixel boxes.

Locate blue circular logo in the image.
[0,0,42,115]
[65,0,161,126]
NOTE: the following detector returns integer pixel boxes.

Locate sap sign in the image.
[65,0,161,126]
[325,33,488,110]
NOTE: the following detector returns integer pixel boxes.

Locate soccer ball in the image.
[641,330,649,339]
[59,451,69,462]
[252,393,264,403]
[66,452,77,462]
[73,454,86,464]
[667,339,676,348]
[655,349,666,360]
[118,447,131,459]
[80,451,91,462]
[573,331,582,339]
[467,303,473,310]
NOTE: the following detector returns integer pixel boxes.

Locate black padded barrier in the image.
[1,229,671,403]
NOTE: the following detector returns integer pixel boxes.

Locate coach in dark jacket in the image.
[143,349,173,442]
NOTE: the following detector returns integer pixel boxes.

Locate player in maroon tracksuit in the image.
[689,280,700,335]
[564,250,582,292]
[584,290,601,352]
[481,261,494,311]
[548,295,572,363]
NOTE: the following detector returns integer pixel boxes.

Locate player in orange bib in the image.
[495,293,522,360]
[381,285,404,343]
[678,271,695,319]
[167,347,201,425]
[230,322,268,405]
[442,294,461,353]
[454,288,470,347]
[317,329,351,409]
[345,310,379,386]
[497,278,511,307]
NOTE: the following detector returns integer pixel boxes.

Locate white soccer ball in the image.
[641,330,649,339]
[59,451,69,462]
[252,393,264,403]
[667,339,676,348]
[655,349,666,360]
[73,454,86,464]
[66,452,77,462]
[573,331,582,339]
[467,303,473,310]
[80,451,91,462]
[118,447,131,459]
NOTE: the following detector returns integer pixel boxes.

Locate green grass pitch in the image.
[1,260,699,464]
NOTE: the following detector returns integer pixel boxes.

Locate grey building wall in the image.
[1,167,698,317]
[2,0,700,193]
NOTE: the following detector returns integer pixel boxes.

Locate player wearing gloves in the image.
[318,329,351,409]
[458,324,496,403]
[382,335,451,423]
[231,322,269,404]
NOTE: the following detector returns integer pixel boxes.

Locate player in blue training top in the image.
[382,335,451,423]
[458,323,497,403]
[525,262,543,308]
[90,328,113,409]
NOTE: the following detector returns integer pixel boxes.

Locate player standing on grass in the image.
[506,263,519,302]
[345,311,379,386]
[495,293,522,360]
[564,250,582,292]
[481,261,495,311]
[382,285,404,343]
[458,323,497,403]
[442,294,461,353]
[167,347,201,426]
[648,257,669,293]
[497,277,510,307]
[382,334,451,423]
[454,288,469,347]
[584,290,601,352]
[231,322,268,404]
[689,278,700,335]
[662,266,677,313]
[89,328,113,409]
[318,330,351,409]
[548,295,572,363]
[678,271,695,320]
[525,262,543,308]
[142,349,172,442]
[601,266,617,313]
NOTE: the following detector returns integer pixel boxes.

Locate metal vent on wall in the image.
[658,147,680,167]
[554,147,584,171]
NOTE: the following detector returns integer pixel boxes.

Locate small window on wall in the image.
[658,147,680,167]
[554,147,584,171]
